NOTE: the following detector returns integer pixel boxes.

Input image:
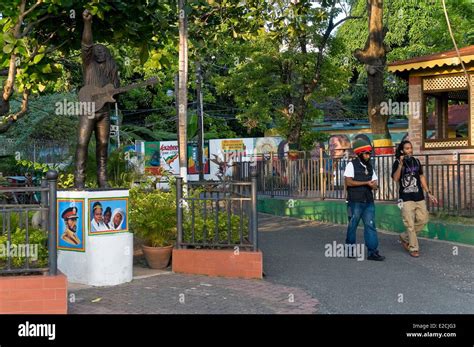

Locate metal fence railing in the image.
[0,171,58,275]
[233,153,474,217]
[0,138,73,165]
[176,172,258,251]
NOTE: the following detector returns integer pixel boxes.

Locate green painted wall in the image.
[258,197,474,246]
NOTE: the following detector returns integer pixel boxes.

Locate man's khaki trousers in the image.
[400,200,429,252]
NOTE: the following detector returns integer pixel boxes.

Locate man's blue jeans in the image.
[346,201,379,257]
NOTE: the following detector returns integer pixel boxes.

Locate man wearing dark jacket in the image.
[344,138,385,261]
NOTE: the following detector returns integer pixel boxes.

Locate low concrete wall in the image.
[258,197,474,246]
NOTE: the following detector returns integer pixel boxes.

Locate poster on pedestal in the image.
[89,198,129,235]
[57,199,85,252]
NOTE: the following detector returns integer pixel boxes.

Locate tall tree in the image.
[337,0,474,152]
[214,0,360,148]
[270,0,361,147]
[353,0,391,154]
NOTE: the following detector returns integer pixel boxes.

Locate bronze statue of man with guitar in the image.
[75,10,158,188]
[74,9,120,189]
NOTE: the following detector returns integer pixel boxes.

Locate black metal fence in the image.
[0,138,72,165]
[0,171,58,275]
[176,171,258,251]
[234,153,474,217]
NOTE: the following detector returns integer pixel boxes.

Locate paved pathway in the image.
[68,271,318,314]
[68,214,474,314]
[259,214,474,314]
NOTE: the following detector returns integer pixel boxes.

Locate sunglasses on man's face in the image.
[362,151,371,155]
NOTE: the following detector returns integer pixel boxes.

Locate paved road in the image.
[68,214,473,314]
[259,214,474,314]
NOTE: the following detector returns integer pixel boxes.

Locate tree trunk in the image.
[0,0,29,132]
[1,5,23,119]
[0,89,30,133]
[287,110,304,148]
[354,0,393,155]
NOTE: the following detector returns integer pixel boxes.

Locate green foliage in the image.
[58,173,75,189]
[0,0,178,132]
[16,159,51,175]
[8,93,79,145]
[0,227,48,269]
[188,113,198,140]
[210,0,354,144]
[204,116,237,139]
[14,159,74,188]
[300,131,330,152]
[188,0,269,54]
[6,0,470,145]
[336,0,474,116]
[107,146,146,188]
[214,33,345,141]
[0,155,17,176]
[15,159,58,186]
[119,88,155,112]
[214,38,281,133]
[180,185,249,246]
[120,124,177,142]
[129,181,177,247]
[0,211,32,231]
[183,206,249,246]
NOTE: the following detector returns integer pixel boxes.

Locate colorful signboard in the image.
[144,141,162,175]
[159,141,180,175]
[187,141,210,175]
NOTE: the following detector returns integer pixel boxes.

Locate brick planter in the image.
[0,272,68,314]
[172,249,263,279]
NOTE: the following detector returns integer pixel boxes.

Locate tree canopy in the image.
[0,0,473,148]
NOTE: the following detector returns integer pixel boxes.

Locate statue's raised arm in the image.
[81,10,94,67]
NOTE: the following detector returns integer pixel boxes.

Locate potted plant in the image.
[129,180,177,269]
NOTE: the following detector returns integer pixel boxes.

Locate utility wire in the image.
[441,0,472,92]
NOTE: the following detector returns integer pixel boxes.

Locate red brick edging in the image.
[0,272,68,314]
[172,249,263,279]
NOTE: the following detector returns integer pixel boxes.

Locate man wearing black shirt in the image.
[391,140,437,257]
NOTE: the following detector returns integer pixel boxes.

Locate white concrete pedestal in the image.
[57,189,132,286]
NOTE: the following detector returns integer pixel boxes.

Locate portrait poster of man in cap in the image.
[57,200,85,252]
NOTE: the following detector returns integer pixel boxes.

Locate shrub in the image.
[129,181,177,247]
[0,227,48,269]
[182,189,250,246]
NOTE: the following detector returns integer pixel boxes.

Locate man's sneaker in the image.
[399,235,409,252]
[409,250,420,258]
[367,252,385,261]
